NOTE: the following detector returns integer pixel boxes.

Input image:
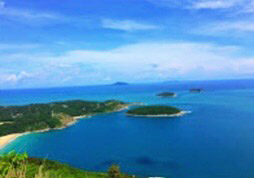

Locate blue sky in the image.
[1,0,254,89]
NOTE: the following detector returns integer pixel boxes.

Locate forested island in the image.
[190,88,203,93]
[126,106,186,117]
[157,92,177,97]
[0,100,129,137]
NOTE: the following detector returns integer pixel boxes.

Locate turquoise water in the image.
[1,80,254,177]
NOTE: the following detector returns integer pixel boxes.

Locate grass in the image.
[0,152,133,178]
[25,158,108,178]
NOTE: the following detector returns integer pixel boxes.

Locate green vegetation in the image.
[126,106,181,116]
[156,92,176,97]
[0,100,128,137]
[108,165,122,178]
[0,151,132,178]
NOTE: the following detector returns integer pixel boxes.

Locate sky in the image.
[1,0,254,89]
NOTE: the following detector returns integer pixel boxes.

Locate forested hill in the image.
[0,100,128,137]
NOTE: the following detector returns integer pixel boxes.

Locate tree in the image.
[108,164,121,178]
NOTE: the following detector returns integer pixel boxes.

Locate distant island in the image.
[126,106,187,118]
[157,92,177,97]
[190,88,203,93]
[0,100,129,148]
[112,82,129,86]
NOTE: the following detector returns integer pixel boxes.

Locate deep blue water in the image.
[1,79,254,177]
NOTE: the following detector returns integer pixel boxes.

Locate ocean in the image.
[0,79,254,177]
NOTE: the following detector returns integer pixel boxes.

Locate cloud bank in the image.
[1,42,253,88]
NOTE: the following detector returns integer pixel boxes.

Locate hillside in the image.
[0,152,132,178]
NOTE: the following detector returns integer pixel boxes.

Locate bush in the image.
[0,151,28,177]
[108,165,121,178]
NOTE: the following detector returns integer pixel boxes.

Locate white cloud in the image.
[102,19,160,31]
[0,71,33,84]
[194,21,254,36]
[1,41,254,88]
[190,0,240,9]
[0,43,40,50]
[242,0,254,12]
[0,1,62,22]
[47,42,254,80]
[0,8,60,20]
[147,0,254,13]
[145,0,185,8]
[214,21,254,32]
[0,1,5,9]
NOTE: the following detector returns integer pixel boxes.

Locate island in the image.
[0,100,129,148]
[112,82,129,86]
[157,92,177,97]
[126,105,187,118]
[190,88,203,93]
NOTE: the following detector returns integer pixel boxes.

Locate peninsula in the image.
[157,92,177,97]
[126,105,186,118]
[0,100,129,148]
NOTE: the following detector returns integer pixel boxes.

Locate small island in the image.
[112,82,129,86]
[126,106,186,118]
[157,92,177,97]
[0,100,129,148]
[190,88,203,93]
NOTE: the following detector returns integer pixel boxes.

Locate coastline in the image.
[0,134,24,149]
[0,115,92,149]
[126,110,191,118]
[0,105,130,150]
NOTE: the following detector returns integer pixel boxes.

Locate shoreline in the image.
[0,134,24,149]
[0,105,130,150]
[126,110,191,118]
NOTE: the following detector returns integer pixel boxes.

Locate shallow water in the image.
[1,80,254,177]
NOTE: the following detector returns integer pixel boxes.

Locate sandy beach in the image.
[126,111,191,118]
[0,105,131,150]
[0,117,84,150]
[0,133,23,149]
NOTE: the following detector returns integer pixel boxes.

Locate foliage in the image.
[127,106,181,116]
[0,151,28,177]
[0,152,133,178]
[108,165,121,178]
